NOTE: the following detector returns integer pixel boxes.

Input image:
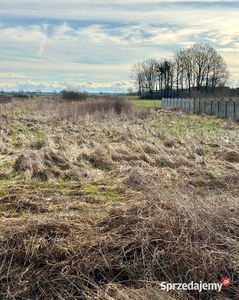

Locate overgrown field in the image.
[0,97,239,300]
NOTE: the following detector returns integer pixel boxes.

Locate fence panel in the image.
[182,98,186,110]
[194,98,200,114]
[219,99,226,118]
[167,98,171,108]
[226,99,235,119]
[198,99,204,114]
[189,99,195,113]
[168,98,172,107]
[164,98,168,108]
[235,100,239,119]
[162,98,168,108]
[205,100,212,115]
[161,98,239,119]
[212,99,219,116]
[185,99,190,111]
[178,98,182,108]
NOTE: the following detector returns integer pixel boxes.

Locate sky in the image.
[0,0,239,93]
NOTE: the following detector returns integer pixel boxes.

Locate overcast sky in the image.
[0,0,239,92]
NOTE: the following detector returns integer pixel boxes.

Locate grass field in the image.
[124,95,161,109]
[0,96,238,299]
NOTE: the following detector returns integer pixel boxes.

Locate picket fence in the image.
[161,98,239,119]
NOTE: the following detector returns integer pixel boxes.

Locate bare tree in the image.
[141,58,158,98]
[157,59,174,98]
[173,49,186,96]
[209,55,230,92]
[173,42,230,96]
[131,42,230,98]
[179,48,194,95]
[130,62,145,97]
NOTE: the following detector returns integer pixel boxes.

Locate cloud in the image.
[0,79,133,92]
[0,0,239,90]
[0,73,27,78]
[37,42,45,55]
[0,24,47,43]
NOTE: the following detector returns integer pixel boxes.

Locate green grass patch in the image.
[123,96,161,109]
[32,131,45,141]
[82,209,108,220]
[124,96,140,101]
[154,113,228,139]
[83,183,119,202]
[9,127,45,148]
[86,183,99,194]
[0,161,14,169]
[13,106,36,118]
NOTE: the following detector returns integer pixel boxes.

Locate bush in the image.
[79,97,133,115]
[55,96,134,122]
[61,90,87,101]
[13,94,29,99]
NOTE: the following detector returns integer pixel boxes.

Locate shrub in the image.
[13,94,29,99]
[61,90,87,101]
[55,97,134,122]
[79,97,133,115]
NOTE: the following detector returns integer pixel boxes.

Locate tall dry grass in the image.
[35,96,134,123]
[0,97,239,299]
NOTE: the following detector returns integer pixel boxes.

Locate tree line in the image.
[130,43,231,99]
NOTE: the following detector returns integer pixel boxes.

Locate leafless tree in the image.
[130,42,230,98]
[173,42,230,96]
[130,59,158,98]
[173,49,185,96]
[141,58,158,97]
[209,54,230,92]
[130,62,145,97]
[157,59,174,98]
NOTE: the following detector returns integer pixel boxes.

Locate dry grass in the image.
[0,97,239,299]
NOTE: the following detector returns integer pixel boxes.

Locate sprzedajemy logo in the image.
[161,278,231,293]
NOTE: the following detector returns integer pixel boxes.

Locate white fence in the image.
[161,98,239,119]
